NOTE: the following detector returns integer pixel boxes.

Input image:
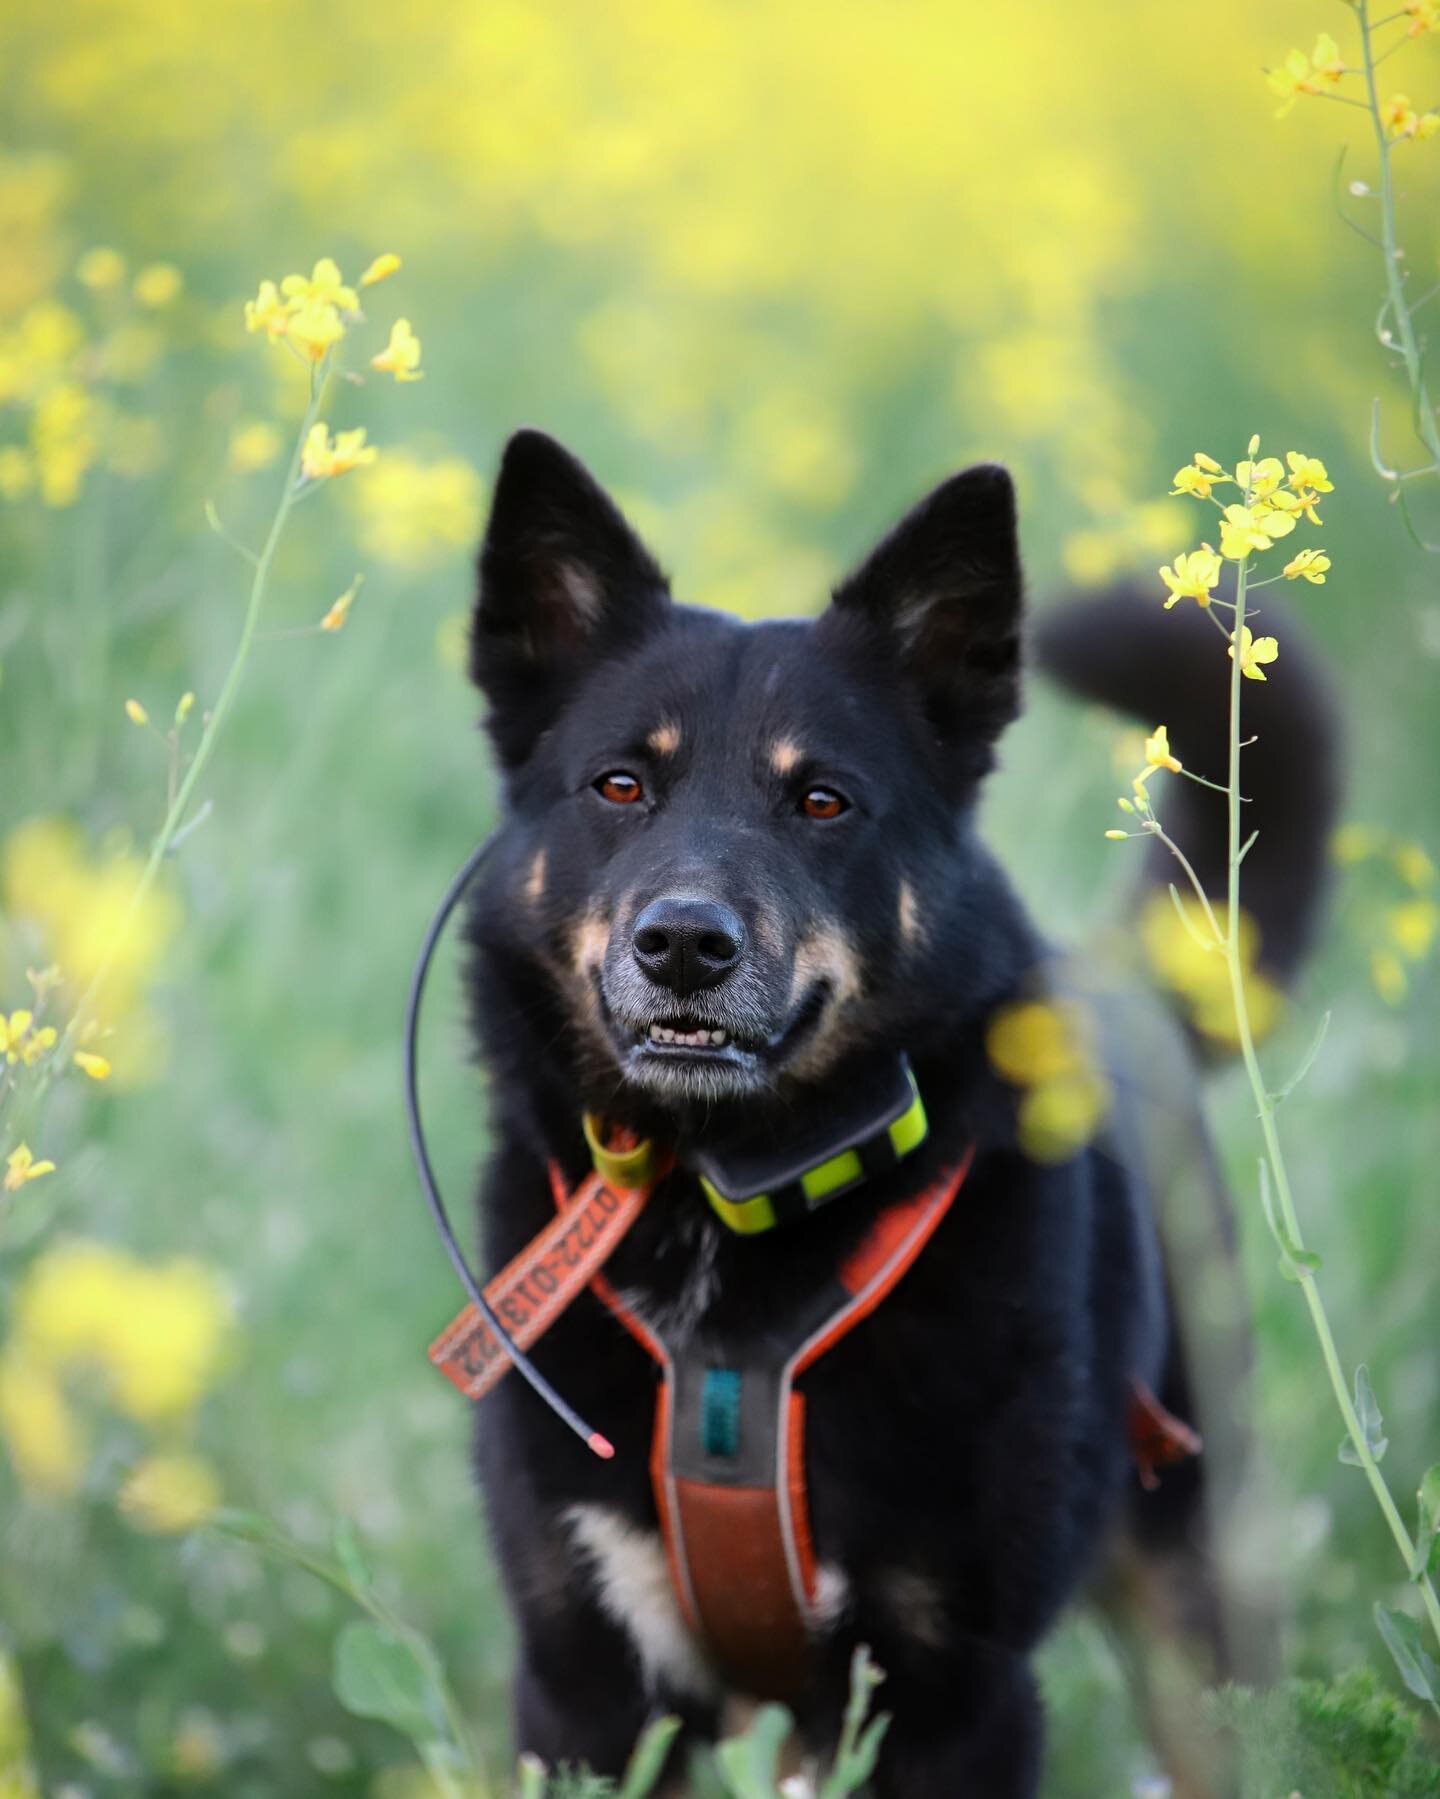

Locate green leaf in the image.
[1374,1603,1440,1706]
[1257,1161,1322,1283]
[516,1754,548,1799]
[332,1518,373,1597]
[1339,1365,1388,1466]
[1411,1465,1440,1580]
[714,1703,792,1797]
[819,1646,890,1798]
[618,1715,683,1799]
[1269,1010,1331,1109]
[207,1506,295,1551]
[331,1618,443,1743]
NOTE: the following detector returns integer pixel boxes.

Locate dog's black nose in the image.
[632,897,745,995]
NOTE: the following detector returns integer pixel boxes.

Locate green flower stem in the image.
[1358,2,1440,488]
[1220,555,1440,1653]
[3,364,330,1160]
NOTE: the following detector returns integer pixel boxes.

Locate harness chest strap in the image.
[585,1151,976,1702]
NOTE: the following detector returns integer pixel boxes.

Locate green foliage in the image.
[1207,1667,1440,1798]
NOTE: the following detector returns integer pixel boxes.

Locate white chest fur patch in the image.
[563,1503,721,1703]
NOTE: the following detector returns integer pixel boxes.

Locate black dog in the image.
[459,430,1337,1794]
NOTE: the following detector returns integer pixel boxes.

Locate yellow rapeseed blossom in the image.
[1381,94,1440,140]
[75,246,126,289]
[1144,724,1182,773]
[228,420,283,472]
[1229,625,1280,682]
[4,1145,56,1191]
[14,1240,233,1423]
[243,280,289,338]
[1394,840,1436,889]
[1283,547,1330,583]
[1218,502,1295,560]
[370,317,423,381]
[132,263,182,307]
[119,1451,222,1534]
[1387,898,1439,961]
[175,691,195,726]
[1267,36,1345,115]
[301,423,377,480]
[1406,0,1439,34]
[280,257,358,313]
[0,1349,84,1494]
[1141,892,1280,1046]
[1234,455,1285,500]
[1170,454,1226,500]
[2,817,180,1078]
[359,252,402,287]
[124,698,149,727]
[0,1010,57,1067]
[986,998,1110,1163]
[349,450,484,570]
[285,299,345,362]
[1286,451,1332,497]
[320,575,362,632]
[73,1050,111,1080]
[1159,546,1221,608]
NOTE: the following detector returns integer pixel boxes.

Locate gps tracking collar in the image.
[407,838,930,1454]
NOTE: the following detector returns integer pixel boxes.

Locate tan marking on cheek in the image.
[770,738,803,776]
[570,908,612,980]
[898,878,924,947]
[525,848,548,903]
[785,922,864,1080]
[753,907,785,958]
[647,719,681,756]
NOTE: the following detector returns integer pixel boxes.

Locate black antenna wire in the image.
[403,834,615,1459]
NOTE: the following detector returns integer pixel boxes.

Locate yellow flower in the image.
[1267,44,1331,116]
[359,252,402,287]
[74,1050,112,1080]
[1229,625,1280,682]
[1311,33,1346,82]
[1372,947,1407,1005]
[119,1451,221,1534]
[1170,460,1224,500]
[301,424,378,481]
[1286,451,1333,496]
[1381,94,1439,139]
[133,263,182,308]
[1159,546,1221,608]
[243,279,288,338]
[348,450,485,569]
[4,1145,56,1191]
[1144,724,1183,773]
[285,299,345,361]
[986,999,1109,1162]
[15,1241,233,1422]
[1283,547,1330,583]
[320,574,363,632]
[1388,898,1439,960]
[175,691,195,726]
[75,246,126,289]
[370,317,423,381]
[1218,503,1295,560]
[1104,829,1129,840]
[1142,893,1280,1047]
[280,257,358,313]
[228,420,282,473]
[0,1009,32,1060]
[1234,456,1284,500]
[1394,840,1436,889]
[125,698,149,727]
[0,1349,84,1494]
[1406,0,1439,35]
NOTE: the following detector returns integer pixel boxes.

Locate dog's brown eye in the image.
[596,771,643,805]
[800,786,847,820]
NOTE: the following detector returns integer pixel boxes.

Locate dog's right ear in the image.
[471,430,671,766]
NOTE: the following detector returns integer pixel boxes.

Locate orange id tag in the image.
[429,1169,651,1401]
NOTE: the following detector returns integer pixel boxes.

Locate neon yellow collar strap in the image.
[583,1059,929,1236]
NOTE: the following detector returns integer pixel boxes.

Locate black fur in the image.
[458,431,1338,1794]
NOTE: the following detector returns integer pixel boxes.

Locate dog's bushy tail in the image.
[1032,586,1341,986]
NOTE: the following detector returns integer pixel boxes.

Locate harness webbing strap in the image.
[592,1151,974,1701]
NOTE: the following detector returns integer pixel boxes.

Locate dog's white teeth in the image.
[710,1029,727,1045]
[661,1027,677,1043]
[649,1024,664,1041]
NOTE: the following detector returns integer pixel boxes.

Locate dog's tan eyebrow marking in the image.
[897,879,924,947]
[524,848,547,903]
[647,720,681,756]
[770,739,803,775]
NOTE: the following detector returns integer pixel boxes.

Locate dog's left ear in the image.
[819,463,1023,765]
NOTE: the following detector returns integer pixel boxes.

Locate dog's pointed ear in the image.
[471,429,671,765]
[819,463,1023,768]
